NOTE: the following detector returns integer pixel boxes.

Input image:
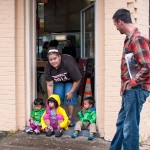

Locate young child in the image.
[41,94,70,137]
[71,96,96,140]
[26,98,45,134]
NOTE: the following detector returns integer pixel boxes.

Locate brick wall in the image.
[95,0,105,137]
[104,0,150,141]
[15,0,26,130]
[0,0,25,131]
[135,0,150,142]
[0,0,16,130]
[104,0,127,140]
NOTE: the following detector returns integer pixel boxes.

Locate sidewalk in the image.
[140,137,150,150]
[0,131,110,150]
[0,131,150,150]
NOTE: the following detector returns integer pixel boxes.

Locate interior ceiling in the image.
[42,0,92,33]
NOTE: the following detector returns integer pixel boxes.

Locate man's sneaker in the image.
[69,117,75,127]
[71,131,79,138]
[55,128,63,137]
[46,126,54,137]
[34,129,40,135]
[26,128,33,134]
[88,133,94,141]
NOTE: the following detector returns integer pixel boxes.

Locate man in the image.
[109,9,150,150]
[62,39,77,58]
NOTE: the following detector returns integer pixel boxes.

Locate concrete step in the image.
[25,126,100,138]
[63,126,90,137]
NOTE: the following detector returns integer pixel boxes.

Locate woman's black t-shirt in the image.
[44,54,82,83]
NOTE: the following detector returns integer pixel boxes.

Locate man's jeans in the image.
[109,87,150,150]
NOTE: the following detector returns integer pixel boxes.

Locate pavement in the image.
[140,138,150,150]
[0,130,110,150]
[0,130,150,150]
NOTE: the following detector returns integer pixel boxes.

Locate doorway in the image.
[25,0,105,137]
[35,1,95,128]
[36,0,95,102]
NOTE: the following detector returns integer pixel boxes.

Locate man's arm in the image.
[129,37,150,87]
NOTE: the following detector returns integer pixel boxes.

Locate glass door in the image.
[80,2,95,58]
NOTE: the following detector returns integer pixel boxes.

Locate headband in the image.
[48,49,59,53]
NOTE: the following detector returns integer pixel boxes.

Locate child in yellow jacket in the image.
[41,94,70,137]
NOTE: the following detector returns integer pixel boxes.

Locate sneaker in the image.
[46,126,54,137]
[88,133,94,141]
[34,129,40,135]
[26,128,33,134]
[71,131,78,138]
[69,117,75,127]
[55,128,63,137]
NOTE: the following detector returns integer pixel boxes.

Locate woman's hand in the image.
[65,92,73,101]
[65,80,81,101]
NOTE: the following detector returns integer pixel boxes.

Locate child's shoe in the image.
[69,116,75,127]
[88,133,94,141]
[71,131,79,138]
[46,126,54,137]
[26,127,33,134]
[55,128,63,137]
[34,129,40,135]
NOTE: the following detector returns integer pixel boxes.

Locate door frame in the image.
[80,2,95,57]
[25,0,37,123]
[25,0,103,135]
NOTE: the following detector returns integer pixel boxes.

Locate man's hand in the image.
[126,83,132,90]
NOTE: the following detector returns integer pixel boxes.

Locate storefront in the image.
[0,0,150,141]
[36,0,95,100]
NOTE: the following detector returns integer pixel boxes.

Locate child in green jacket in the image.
[26,98,45,134]
[71,96,96,140]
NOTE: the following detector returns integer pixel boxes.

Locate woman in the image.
[44,49,82,127]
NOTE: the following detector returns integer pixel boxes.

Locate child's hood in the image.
[48,94,61,106]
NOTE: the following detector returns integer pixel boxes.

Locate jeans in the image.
[109,87,150,150]
[53,82,79,105]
